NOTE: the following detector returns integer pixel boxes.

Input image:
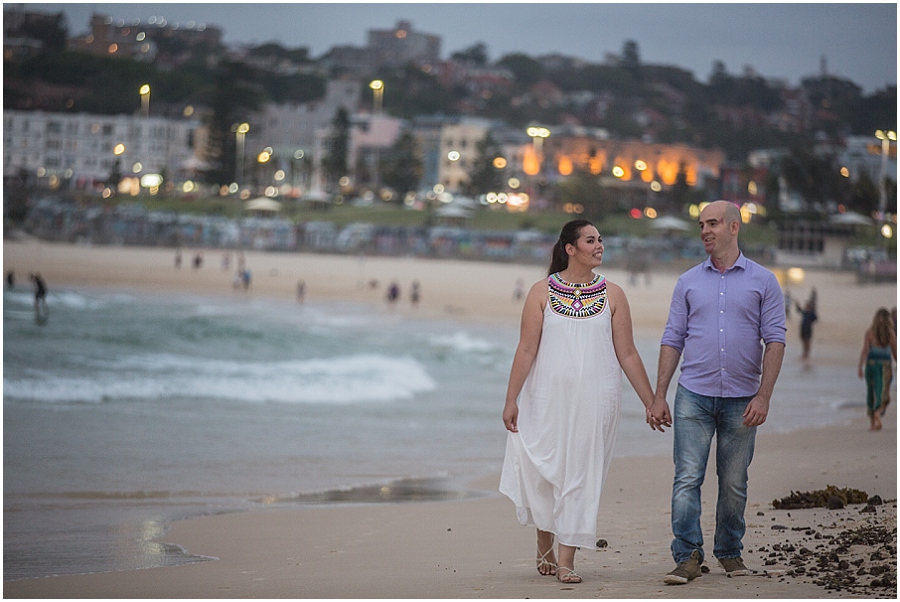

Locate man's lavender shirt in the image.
[661,253,787,398]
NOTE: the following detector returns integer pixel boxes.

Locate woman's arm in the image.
[502,280,546,432]
[858,329,872,378]
[607,282,667,431]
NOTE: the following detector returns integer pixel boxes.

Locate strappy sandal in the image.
[556,566,582,583]
[536,541,557,576]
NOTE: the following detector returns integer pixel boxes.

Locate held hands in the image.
[647,397,672,432]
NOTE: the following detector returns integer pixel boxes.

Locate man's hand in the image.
[647,397,672,432]
[742,395,769,427]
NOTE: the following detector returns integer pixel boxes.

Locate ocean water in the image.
[3,286,867,581]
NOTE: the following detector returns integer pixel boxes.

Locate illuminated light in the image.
[840,166,850,178]
[698,201,710,213]
[564,203,574,214]
[257,150,270,164]
[108,44,118,53]
[748,181,758,195]
[182,181,195,193]
[183,105,194,117]
[240,189,251,200]
[339,176,350,187]
[629,208,643,219]
[519,193,529,203]
[497,193,508,204]
[881,224,893,239]
[102,188,112,198]
[558,155,573,176]
[369,80,383,91]
[634,159,648,171]
[132,162,143,173]
[486,192,498,204]
[113,143,126,155]
[63,169,73,178]
[279,184,291,195]
[508,177,520,189]
[381,190,393,201]
[439,192,453,203]
[274,169,285,181]
[293,149,305,160]
[688,204,700,218]
[573,203,584,214]
[139,84,150,96]
[141,173,162,188]
[644,207,658,219]
[526,127,550,138]
[612,166,625,178]
[447,150,460,161]
[236,123,249,135]
[395,29,407,39]
[523,145,540,176]
[264,146,273,154]
[650,181,662,192]
[786,267,805,284]
[219,185,229,196]
[265,186,277,197]
[228,183,239,194]
[745,202,758,214]
[740,205,752,224]
[433,184,444,194]
[493,157,507,169]
[136,32,145,41]
[141,44,150,53]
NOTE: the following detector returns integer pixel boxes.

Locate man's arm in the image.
[742,341,785,427]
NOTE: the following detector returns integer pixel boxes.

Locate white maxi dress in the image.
[499,273,622,549]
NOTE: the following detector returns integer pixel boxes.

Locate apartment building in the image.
[3,110,201,191]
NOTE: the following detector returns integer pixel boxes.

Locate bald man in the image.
[649,201,786,585]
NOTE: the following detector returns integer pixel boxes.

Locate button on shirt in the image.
[660,253,786,398]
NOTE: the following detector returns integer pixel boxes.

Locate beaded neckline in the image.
[548,273,607,319]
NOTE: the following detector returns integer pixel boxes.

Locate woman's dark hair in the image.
[548,219,595,275]
[872,307,894,347]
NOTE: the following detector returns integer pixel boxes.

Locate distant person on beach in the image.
[410,280,420,307]
[297,279,306,303]
[6,270,14,289]
[649,201,786,585]
[386,281,400,305]
[783,288,792,321]
[174,249,182,269]
[857,307,897,431]
[795,298,818,360]
[513,278,524,302]
[31,273,48,321]
[193,251,203,269]
[500,219,661,585]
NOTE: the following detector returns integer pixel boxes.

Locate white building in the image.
[3,110,200,191]
[438,117,492,192]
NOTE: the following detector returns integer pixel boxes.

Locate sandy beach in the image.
[3,239,897,598]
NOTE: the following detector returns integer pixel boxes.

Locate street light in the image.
[526,126,551,156]
[233,122,250,186]
[369,80,384,114]
[874,129,896,221]
[139,84,150,118]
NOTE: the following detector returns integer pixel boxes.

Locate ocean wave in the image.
[4,353,436,405]
[428,331,501,354]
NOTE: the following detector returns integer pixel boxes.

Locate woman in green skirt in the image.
[858,308,897,431]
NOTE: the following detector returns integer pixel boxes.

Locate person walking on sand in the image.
[795,296,818,360]
[648,201,786,585]
[858,308,897,431]
[500,219,665,585]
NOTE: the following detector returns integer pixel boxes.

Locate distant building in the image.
[438,118,493,192]
[3,110,201,192]
[3,6,66,61]
[366,20,440,68]
[68,13,221,67]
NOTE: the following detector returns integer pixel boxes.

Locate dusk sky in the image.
[28,2,898,94]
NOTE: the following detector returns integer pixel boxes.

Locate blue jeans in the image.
[671,385,756,563]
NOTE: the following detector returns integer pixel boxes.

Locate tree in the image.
[466,132,506,195]
[497,53,545,87]
[380,130,423,195]
[553,169,618,222]
[322,107,351,191]
[451,43,488,66]
[620,40,641,79]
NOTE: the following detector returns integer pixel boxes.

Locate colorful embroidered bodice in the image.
[548,273,607,318]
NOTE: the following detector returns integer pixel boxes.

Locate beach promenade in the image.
[4,239,896,598]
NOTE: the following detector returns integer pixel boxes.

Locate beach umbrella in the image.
[649,215,692,231]
[243,198,283,212]
[829,211,875,226]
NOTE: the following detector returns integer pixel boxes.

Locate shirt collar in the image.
[702,252,747,273]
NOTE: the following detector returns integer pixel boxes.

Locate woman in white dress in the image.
[500,219,666,583]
